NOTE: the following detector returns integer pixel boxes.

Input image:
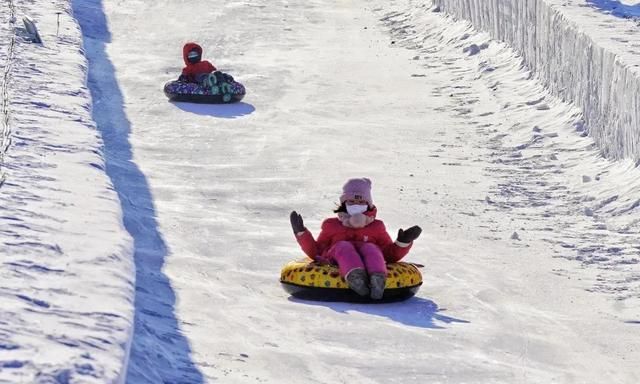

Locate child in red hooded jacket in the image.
[290,178,422,300]
[179,42,217,83]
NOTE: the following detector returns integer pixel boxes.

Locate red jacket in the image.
[295,208,412,263]
[181,42,216,82]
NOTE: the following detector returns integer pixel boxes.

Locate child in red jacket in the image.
[290,178,422,299]
[179,42,217,83]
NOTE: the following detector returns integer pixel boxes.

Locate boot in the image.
[346,268,369,296]
[369,273,386,300]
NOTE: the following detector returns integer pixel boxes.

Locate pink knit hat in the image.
[340,178,373,205]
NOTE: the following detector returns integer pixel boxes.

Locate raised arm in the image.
[376,222,421,263]
[290,212,334,262]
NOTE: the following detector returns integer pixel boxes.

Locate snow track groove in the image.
[0,0,636,381]
[95,0,639,381]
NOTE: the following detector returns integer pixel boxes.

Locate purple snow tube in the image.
[164,73,245,104]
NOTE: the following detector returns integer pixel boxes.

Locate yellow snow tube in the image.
[280,259,422,302]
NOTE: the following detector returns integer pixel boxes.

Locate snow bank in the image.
[433,0,640,160]
[0,1,134,382]
[1,1,16,183]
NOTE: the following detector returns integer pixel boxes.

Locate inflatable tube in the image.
[280,259,422,303]
[163,78,245,104]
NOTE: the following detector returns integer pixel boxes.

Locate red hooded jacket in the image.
[181,42,216,82]
[294,207,413,263]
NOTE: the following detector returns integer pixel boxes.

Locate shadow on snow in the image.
[171,101,255,119]
[586,0,640,18]
[290,296,469,329]
[72,1,204,382]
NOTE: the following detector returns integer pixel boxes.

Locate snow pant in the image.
[327,241,387,278]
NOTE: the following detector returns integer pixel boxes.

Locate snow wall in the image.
[0,0,134,382]
[1,0,17,182]
[433,0,640,161]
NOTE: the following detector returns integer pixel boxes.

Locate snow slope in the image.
[433,0,640,161]
[0,1,134,382]
[74,0,639,382]
[1,0,639,382]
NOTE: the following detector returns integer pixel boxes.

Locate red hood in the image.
[183,42,203,65]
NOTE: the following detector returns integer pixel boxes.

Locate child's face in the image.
[345,198,368,206]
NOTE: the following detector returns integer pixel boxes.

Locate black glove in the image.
[178,74,188,82]
[397,226,422,243]
[290,211,306,234]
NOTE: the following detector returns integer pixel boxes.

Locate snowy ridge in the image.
[433,0,640,161]
[0,1,134,382]
[0,0,16,184]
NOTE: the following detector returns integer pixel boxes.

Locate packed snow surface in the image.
[2,0,640,382]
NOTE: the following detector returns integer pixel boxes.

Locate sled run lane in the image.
[73,0,639,382]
